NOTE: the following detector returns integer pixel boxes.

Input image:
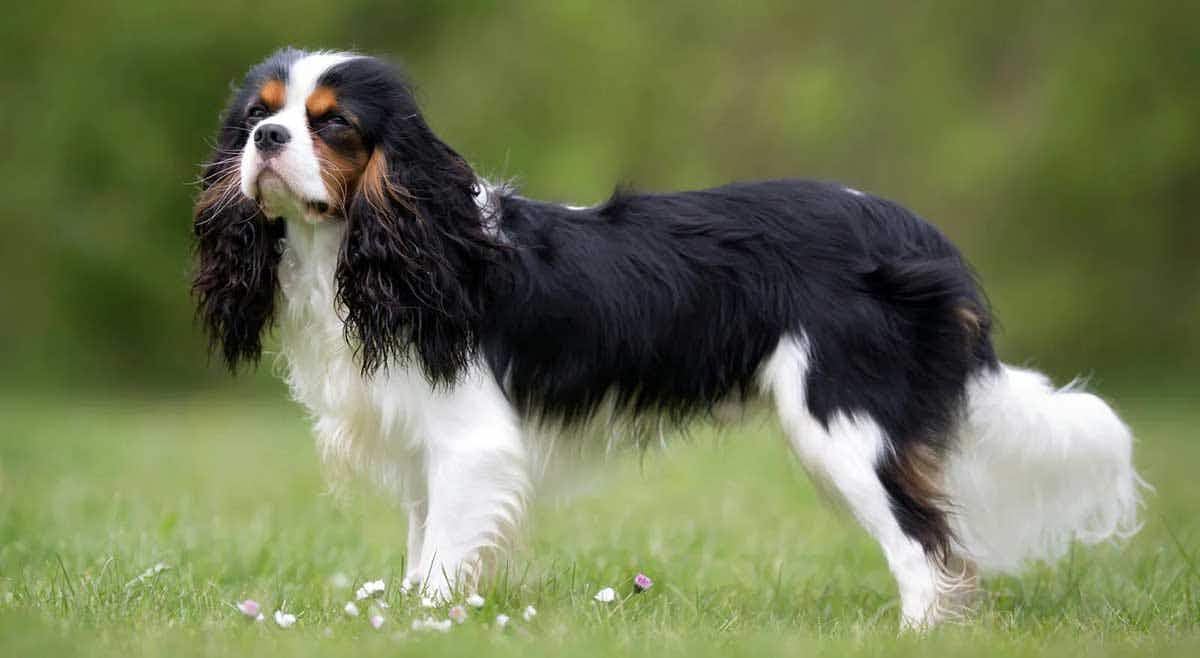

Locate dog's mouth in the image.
[254,171,333,222]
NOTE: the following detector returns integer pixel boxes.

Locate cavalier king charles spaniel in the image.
[193,49,1143,628]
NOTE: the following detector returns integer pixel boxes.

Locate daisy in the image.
[495,613,511,629]
[356,579,385,601]
[370,614,385,629]
[448,605,468,623]
[594,587,616,603]
[466,593,485,608]
[522,605,537,621]
[274,610,297,628]
[343,601,360,617]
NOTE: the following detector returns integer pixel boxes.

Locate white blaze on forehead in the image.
[285,51,358,108]
[240,51,359,213]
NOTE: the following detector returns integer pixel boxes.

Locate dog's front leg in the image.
[401,479,427,591]
[411,408,529,602]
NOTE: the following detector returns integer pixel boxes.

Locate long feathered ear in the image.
[191,148,285,371]
[336,122,497,384]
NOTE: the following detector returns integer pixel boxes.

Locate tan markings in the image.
[894,444,947,515]
[956,305,983,336]
[313,135,369,215]
[358,148,416,217]
[306,85,338,118]
[883,443,954,560]
[260,79,286,110]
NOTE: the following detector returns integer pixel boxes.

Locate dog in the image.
[192,49,1143,628]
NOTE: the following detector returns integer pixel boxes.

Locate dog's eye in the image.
[246,105,269,124]
[322,114,351,128]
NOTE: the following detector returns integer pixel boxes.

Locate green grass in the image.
[0,385,1197,657]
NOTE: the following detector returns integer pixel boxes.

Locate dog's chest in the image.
[276,221,422,462]
[277,222,366,412]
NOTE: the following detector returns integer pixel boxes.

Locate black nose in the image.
[254,124,291,152]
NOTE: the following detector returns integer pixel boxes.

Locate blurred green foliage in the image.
[1,1,1196,391]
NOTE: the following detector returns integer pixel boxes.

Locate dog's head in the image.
[193,49,492,379]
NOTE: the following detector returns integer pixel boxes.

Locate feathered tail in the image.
[944,364,1146,573]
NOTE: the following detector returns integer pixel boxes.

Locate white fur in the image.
[760,335,946,628]
[944,364,1144,573]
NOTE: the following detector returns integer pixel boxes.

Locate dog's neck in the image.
[276,176,502,304]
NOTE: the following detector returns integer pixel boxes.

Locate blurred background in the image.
[0,0,1196,393]
[0,5,1198,652]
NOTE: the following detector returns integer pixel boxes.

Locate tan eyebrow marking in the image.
[260,79,286,110]
[306,85,338,117]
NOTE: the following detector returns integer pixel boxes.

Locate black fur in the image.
[480,183,997,556]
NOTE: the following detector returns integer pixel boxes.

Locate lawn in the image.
[0,382,1197,657]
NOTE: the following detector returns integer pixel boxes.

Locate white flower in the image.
[370,614,385,629]
[594,587,616,603]
[236,599,261,618]
[357,579,386,600]
[495,613,510,628]
[343,601,359,617]
[412,617,452,633]
[255,613,264,622]
[466,593,485,608]
[399,578,414,595]
[274,610,297,628]
[377,600,389,609]
[522,605,537,621]
[419,596,436,608]
[329,572,350,589]
[448,605,467,623]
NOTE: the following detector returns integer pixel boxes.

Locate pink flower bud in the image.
[237,599,261,617]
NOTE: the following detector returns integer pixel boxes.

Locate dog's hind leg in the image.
[760,336,952,630]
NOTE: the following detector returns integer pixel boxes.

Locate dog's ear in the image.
[336,114,495,384]
[191,141,285,372]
